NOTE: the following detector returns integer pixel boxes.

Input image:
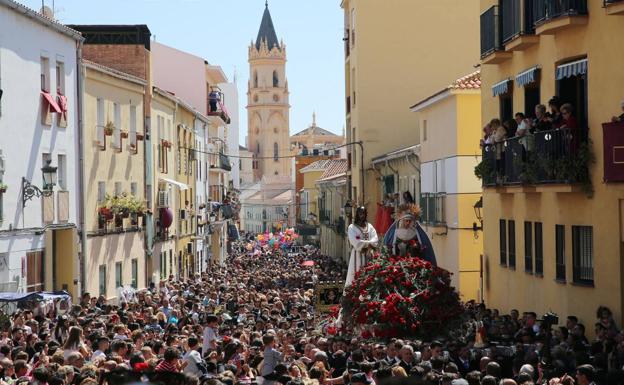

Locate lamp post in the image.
[473,196,483,233]
[22,160,57,209]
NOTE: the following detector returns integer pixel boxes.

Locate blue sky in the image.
[23,0,345,145]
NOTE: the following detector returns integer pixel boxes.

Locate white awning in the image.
[492,78,512,97]
[158,177,189,190]
[556,58,587,80]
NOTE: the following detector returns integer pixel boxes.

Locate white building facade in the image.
[0,0,83,295]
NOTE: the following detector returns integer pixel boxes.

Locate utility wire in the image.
[178,141,356,160]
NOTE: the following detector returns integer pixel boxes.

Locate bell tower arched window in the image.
[273,142,279,161]
[273,70,279,87]
[256,141,260,155]
[254,71,258,88]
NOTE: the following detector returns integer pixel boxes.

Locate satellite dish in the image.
[40,5,54,20]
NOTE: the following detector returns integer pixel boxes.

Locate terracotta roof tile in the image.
[318,159,348,181]
[449,70,481,90]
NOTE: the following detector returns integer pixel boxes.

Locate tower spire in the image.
[255,1,279,51]
[312,111,316,127]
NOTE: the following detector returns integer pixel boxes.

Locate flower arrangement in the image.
[0,183,7,193]
[99,194,147,219]
[342,248,463,339]
[104,121,115,136]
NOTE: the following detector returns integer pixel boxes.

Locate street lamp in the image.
[473,197,483,233]
[22,160,57,208]
[344,200,353,219]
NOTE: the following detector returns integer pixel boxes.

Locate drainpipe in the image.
[76,41,87,296]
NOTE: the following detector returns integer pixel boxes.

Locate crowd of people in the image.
[0,235,622,385]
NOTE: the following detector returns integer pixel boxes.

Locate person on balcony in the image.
[503,119,518,138]
[611,100,624,123]
[547,96,563,128]
[491,119,506,178]
[560,103,578,130]
[209,87,221,113]
[532,104,552,132]
[480,123,493,148]
[515,113,533,155]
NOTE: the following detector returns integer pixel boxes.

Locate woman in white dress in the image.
[345,206,379,287]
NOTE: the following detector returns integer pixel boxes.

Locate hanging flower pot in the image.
[136,133,144,140]
[104,122,114,136]
[120,131,129,139]
[0,183,7,194]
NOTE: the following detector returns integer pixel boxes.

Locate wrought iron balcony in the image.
[479,127,590,188]
[480,5,502,58]
[501,0,536,43]
[533,0,588,26]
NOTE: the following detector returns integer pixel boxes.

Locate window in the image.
[26,251,44,292]
[113,102,121,149]
[351,68,356,107]
[254,71,258,88]
[114,182,122,197]
[499,93,513,123]
[57,154,66,190]
[42,153,51,187]
[524,86,540,119]
[131,182,137,196]
[97,98,105,127]
[422,120,427,142]
[499,219,507,265]
[557,60,588,128]
[55,61,65,95]
[524,221,533,273]
[97,182,106,203]
[572,225,593,284]
[130,105,137,149]
[273,70,279,87]
[350,8,356,46]
[40,57,50,92]
[99,265,107,296]
[535,222,543,275]
[508,220,516,268]
[556,224,566,281]
[131,258,138,288]
[273,142,279,161]
[115,262,122,288]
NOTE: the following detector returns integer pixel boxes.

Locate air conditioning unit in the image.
[157,191,169,207]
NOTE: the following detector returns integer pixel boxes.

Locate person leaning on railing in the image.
[532,104,552,132]
[560,103,579,130]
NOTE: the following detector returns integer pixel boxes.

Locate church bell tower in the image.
[247,2,291,180]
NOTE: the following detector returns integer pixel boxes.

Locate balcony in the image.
[210,152,232,172]
[534,0,588,35]
[481,5,512,64]
[419,193,446,226]
[501,0,539,51]
[605,0,624,15]
[207,89,231,125]
[479,127,591,193]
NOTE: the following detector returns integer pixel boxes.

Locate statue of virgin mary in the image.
[383,204,437,265]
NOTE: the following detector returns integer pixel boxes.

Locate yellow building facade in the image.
[152,89,179,281]
[410,71,483,301]
[83,62,147,299]
[480,0,624,327]
[340,0,480,218]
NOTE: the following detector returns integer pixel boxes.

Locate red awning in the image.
[41,91,62,113]
[301,261,315,267]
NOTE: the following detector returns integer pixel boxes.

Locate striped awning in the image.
[492,79,512,97]
[556,59,588,80]
[516,66,540,87]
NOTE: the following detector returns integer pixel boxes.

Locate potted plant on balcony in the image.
[0,183,7,194]
[162,140,172,149]
[136,133,144,140]
[120,130,129,139]
[104,121,114,136]
[98,206,114,221]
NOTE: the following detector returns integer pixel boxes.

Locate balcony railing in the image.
[480,127,590,187]
[501,0,536,43]
[533,0,588,25]
[481,6,502,58]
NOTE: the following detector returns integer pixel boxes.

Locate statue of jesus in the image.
[345,206,379,287]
